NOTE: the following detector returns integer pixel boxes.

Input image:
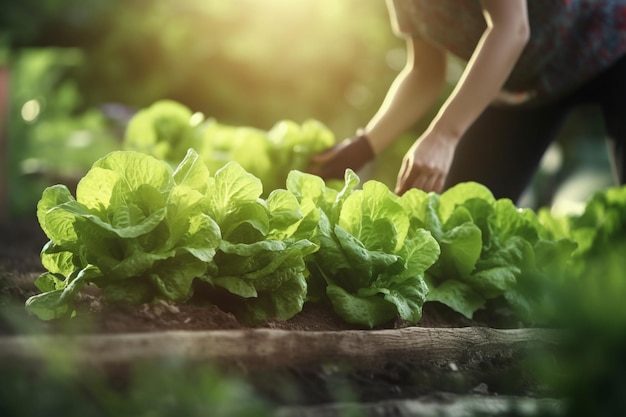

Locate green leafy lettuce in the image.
[538,184,626,324]
[124,99,204,164]
[200,118,335,194]
[26,149,222,320]
[199,162,319,325]
[400,182,576,323]
[287,169,440,328]
[124,99,335,195]
[27,149,320,324]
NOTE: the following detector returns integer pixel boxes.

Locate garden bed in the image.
[0,219,566,416]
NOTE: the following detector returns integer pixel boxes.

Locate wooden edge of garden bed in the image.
[274,394,565,417]
[0,326,562,371]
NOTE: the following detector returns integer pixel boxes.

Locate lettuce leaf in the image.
[288,169,439,328]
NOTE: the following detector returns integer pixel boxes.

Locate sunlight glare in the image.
[21,99,41,122]
[345,84,372,109]
[385,47,406,71]
[190,112,205,127]
[66,131,93,149]
[20,158,45,175]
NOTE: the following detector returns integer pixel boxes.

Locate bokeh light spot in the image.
[21,99,41,122]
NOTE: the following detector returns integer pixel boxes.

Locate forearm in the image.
[364,39,447,154]
[428,1,530,142]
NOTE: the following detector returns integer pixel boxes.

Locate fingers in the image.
[308,144,341,178]
[308,145,348,179]
[394,158,415,195]
[420,171,445,193]
[309,144,340,164]
[395,160,445,195]
[307,135,375,181]
[396,174,444,195]
[308,163,342,179]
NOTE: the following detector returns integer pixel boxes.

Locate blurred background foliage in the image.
[0,0,614,219]
[0,0,416,218]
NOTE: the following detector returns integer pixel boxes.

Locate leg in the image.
[443,103,571,203]
[586,55,626,185]
[605,134,625,185]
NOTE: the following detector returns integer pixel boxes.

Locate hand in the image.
[308,132,375,180]
[394,131,457,195]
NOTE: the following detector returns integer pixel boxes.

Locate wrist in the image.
[354,128,375,153]
[427,119,464,145]
[358,128,385,155]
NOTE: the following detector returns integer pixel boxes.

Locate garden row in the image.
[25,100,626,329]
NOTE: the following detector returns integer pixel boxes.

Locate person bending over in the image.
[309,0,626,203]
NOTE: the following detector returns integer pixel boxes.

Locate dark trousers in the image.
[444,54,626,204]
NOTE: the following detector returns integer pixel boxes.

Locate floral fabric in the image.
[386,0,626,103]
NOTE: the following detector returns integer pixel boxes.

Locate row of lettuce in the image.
[26,145,626,327]
[122,99,336,196]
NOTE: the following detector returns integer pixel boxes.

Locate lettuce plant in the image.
[538,185,626,324]
[399,182,576,323]
[26,149,321,324]
[287,169,440,328]
[199,162,319,324]
[124,99,335,196]
[28,130,596,327]
[26,149,222,320]
[199,118,335,194]
[124,100,204,164]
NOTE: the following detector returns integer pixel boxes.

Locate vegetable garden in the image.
[2,99,626,416]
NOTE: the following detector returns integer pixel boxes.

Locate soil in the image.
[0,218,552,416]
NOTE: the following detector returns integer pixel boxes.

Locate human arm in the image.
[364,36,448,154]
[308,36,447,179]
[395,0,530,195]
